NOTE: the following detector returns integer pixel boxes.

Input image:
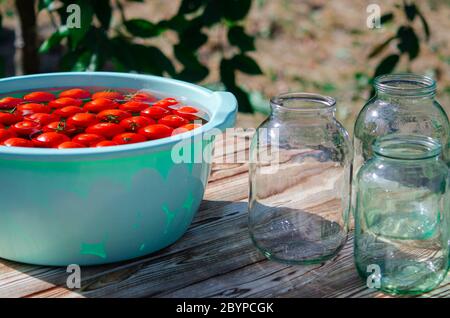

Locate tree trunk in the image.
[15,0,39,74]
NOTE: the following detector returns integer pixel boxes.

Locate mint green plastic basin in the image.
[0,72,237,266]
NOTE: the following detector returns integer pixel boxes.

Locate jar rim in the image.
[374,73,436,97]
[373,134,442,160]
[270,92,336,112]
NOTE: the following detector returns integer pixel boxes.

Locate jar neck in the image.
[270,93,336,123]
[374,74,437,102]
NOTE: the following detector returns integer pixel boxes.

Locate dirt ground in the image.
[2,0,450,132]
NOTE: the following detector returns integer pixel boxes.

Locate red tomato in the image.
[0,129,17,143]
[67,113,98,128]
[0,112,22,125]
[3,137,34,147]
[59,88,91,99]
[23,91,55,102]
[10,121,41,136]
[119,101,149,113]
[97,109,132,123]
[158,115,189,128]
[113,132,147,145]
[0,123,3,129]
[57,141,85,149]
[49,97,83,108]
[120,116,155,132]
[85,123,125,139]
[33,132,70,148]
[172,106,199,121]
[53,106,84,118]
[25,113,60,126]
[130,91,157,102]
[17,103,51,116]
[72,133,105,147]
[84,98,119,113]
[95,140,119,147]
[153,98,179,109]
[43,121,78,136]
[92,91,124,101]
[140,106,170,120]
[0,97,22,109]
[138,124,174,140]
[173,123,202,134]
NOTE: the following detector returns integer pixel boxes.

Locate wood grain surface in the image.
[0,131,449,298]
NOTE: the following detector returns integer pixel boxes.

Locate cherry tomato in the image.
[25,113,60,126]
[119,101,149,113]
[59,88,91,99]
[119,116,155,132]
[138,124,174,140]
[0,123,3,129]
[3,137,34,147]
[152,98,179,109]
[0,129,17,143]
[113,132,147,145]
[53,106,85,118]
[67,113,98,128]
[129,91,157,102]
[72,133,105,147]
[172,106,199,121]
[10,121,41,136]
[17,103,51,116]
[85,123,125,139]
[57,141,85,149]
[23,91,55,102]
[84,98,119,113]
[92,91,124,101]
[173,123,202,135]
[49,97,83,108]
[0,111,22,125]
[33,132,70,148]
[0,97,22,109]
[158,115,189,128]
[97,109,132,123]
[95,140,119,147]
[140,106,170,120]
[43,121,78,136]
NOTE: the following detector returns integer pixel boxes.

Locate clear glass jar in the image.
[249,93,353,264]
[354,134,449,295]
[353,74,450,179]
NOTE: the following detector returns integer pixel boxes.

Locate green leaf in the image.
[374,54,400,77]
[417,10,430,41]
[397,26,419,60]
[201,1,223,26]
[174,44,208,82]
[228,85,253,113]
[368,36,395,59]
[179,27,207,50]
[39,27,69,53]
[66,0,94,49]
[228,26,255,52]
[93,0,112,28]
[38,0,54,11]
[220,58,236,87]
[124,19,166,38]
[223,0,252,22]
[403,2,417,21]
[178,0,205,14]
[380,12,394,24]
[230,54,262,75]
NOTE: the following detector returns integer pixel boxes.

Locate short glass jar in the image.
[354,134,449,295]
[248,93,353,264]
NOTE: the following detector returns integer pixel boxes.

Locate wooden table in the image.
[0,131,449,298]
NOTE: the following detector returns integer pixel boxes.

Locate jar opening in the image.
[374,74,436,97]
[373,134,441,160]
[270,93,336,112]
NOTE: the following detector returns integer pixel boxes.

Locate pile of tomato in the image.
[0,88,204,149]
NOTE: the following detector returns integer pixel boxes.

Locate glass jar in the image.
[249,93,353,264]
[354,134,449,295]
[353,73,450,180]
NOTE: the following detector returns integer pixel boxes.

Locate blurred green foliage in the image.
[37,0,262,112]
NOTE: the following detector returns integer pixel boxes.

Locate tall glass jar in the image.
[353,74,450,180]
[249,93,353,264]
[354,134,449,295]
